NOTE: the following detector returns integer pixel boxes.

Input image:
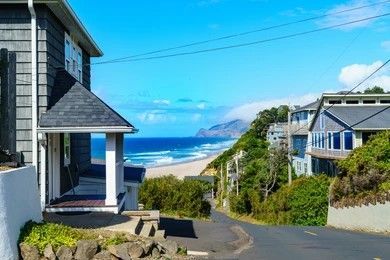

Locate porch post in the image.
[105,133,118,205]
[116,133,125,193]
[39,135,47,211]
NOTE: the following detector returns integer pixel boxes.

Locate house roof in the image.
[326,106,390,130]
[292,100,319,113]
[309,93,390,130]
[2,0,102,56]
[38,83,137,133]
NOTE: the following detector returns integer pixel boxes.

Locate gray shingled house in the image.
[0,0,144,213]
[307,93,390,176]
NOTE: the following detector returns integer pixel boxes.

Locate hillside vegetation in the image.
[330,131,390,207]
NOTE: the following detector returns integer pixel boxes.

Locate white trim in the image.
[28,0,38,170]
[37,126,137,133]
[39,140,47,211]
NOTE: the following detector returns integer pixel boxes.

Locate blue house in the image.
[307,93,390,176]
[289,100,319,176]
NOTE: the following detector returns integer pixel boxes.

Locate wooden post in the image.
[0,49,16,153]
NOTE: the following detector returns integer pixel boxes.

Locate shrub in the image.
[254,175,331,226]
[331,131,390,207]
[19,221,88,253]
[139,175,212,219]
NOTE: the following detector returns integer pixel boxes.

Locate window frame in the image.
[343,131,354,151]
[64,33,83,83]
[63,133,71,167]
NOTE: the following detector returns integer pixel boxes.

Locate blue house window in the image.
[327,132,332,149]
[344,131,353,150]
[321,132,325,148]
[333,132,341,150]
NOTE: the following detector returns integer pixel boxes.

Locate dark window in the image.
[363,100,376,104]
[321,133,325,148]
[346,100,359,104]
[329,100,342,104]
[333,132,341,150]
[344,131,353,150]
[380,100,390,104]
[327,132,332,149]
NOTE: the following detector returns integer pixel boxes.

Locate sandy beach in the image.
[145,155,218,179]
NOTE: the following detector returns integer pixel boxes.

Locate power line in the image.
[289,58,390,137]
[92,12,390,65]
[93,0,390,65]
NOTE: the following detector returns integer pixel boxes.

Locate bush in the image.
[19,221,88,253]
[254,175,331,226]
[139,175,212,219]
[331,131,390,207]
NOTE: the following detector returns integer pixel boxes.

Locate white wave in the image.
[127,150,171,156]
[154,157,174,166]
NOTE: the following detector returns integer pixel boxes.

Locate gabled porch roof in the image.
[38,82,137,133]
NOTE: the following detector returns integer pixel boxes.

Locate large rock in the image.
[93,250,118,260]
[43,244,56,260]
[128,243,144,258]
[107,243,131,260]
[20,243,40,260]
[158,240,178,255]
[56,246,73,260]
[142,239,155,255]
[74,240,98,260]
[151,247,161,258]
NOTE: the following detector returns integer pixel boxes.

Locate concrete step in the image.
[139,223,155,238]
[154,229,166,239]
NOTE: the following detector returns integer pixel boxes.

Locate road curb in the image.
[229,224,254,254]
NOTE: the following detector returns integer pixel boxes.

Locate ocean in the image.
[91,137,235,167]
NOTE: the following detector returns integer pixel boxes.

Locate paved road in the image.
[211,210,390,260]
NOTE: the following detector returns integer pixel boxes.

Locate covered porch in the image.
[37,82,139,214]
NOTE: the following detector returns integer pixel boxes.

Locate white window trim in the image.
[65,33,83,83]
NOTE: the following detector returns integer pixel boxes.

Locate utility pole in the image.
[235,153,239,195]
[220,163,223,205]
[287,110,292,186]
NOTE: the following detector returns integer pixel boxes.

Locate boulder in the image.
[158,240,178,255]
[142,239,155,255]
[128,243,144,258]
[93,250,118,260]
[151,247,161,258]
[107,243,131,260]
[56,246,73,260]
[20,243,40,260]
[43,244,56,260]
[74,240,98,260]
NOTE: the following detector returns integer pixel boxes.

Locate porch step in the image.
[139,223,155,238]
[127,217,143,235]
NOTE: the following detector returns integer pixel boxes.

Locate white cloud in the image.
[197,102,206,110]
[191,113,202,122]
[224,93,320,122]
[137,110,176,124]
[381,40,390,51]
[318,0,386,30]
[338,60,390,91]
[153,99,171,105]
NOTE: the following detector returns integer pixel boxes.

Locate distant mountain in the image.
[196,119,249,138]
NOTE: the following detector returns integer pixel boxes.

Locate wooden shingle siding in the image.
[0,4,92,171]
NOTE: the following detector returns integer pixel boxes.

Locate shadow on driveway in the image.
[160,217,197,238]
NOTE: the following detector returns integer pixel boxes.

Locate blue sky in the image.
[68,0,390,137]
